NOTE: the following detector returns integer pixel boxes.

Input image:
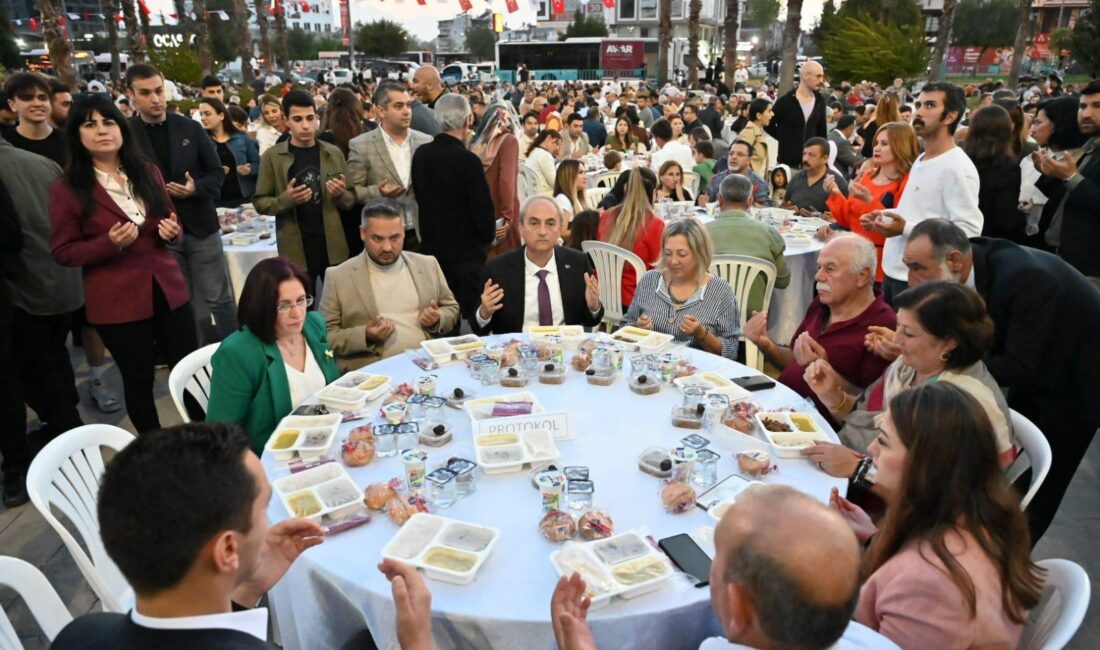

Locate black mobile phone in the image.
[732,375,776,392]
[658,534,712,588]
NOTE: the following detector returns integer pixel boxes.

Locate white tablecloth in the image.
[262,339,845,650]
[222,231,279,301]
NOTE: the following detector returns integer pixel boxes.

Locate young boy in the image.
[692,140,717,188]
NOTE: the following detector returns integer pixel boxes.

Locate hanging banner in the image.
[600,40,644,69]
[339,0,351,46]
[551,0,565,14]
[504,0,518,13]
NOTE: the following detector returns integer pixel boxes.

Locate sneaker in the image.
[90,378,122,413]
[3,474,28,508]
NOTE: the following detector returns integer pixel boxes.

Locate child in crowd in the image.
[567,210,600,251]
[603,150,623,173]
[692,140,717,187]
[770,164,790,205]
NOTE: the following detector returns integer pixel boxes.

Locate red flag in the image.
[138,0,150,15]
[505,0,518,12]
[169,12,178,17]
[551,0,564,14]
[301,1,310,10]
[602,0,614,7]
[457,0,472,9]
[29,17,38,30]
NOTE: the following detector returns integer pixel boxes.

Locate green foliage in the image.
[746,0,779,26]
[559,9,609,40]
[951,0,1017,50]
[201,0,240,63]
[1051,27,1074,54]
[1068,0,1100,76]
[354,19,409,57]
[837,0,920,26]
[466,25,497,61]
[819,13,930,86]
[0,10,19,71]
[148,45,205,85]
[813,0,838,46]
[284,28,344,61]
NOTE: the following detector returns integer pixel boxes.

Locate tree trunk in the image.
[657,0,672,85]
[193,0,213,76]
[137,0,152,53]
[687,0,701,88]
[235,0,255,86]
[928,0,957,81]
[722,0,738,86]
[106,0,122,85]
[35,0,76,87]
[1008,0,1031,87]
[778,0,802,94]
[121,0,145,63]
[253,0,274,75]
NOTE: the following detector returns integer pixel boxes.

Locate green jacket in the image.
[253,139,354,270]
[705,209,792,316]
[206,311,341,454]
[693,159,717,188]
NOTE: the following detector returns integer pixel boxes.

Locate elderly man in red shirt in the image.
[743,235,896,418]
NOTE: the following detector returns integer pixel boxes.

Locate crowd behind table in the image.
[1,60,1100,650]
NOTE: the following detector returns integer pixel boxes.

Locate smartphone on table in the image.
[658,533,713,588]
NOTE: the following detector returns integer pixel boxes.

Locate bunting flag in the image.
[504,0,518,12]
[551,0,564,13]
[29,17,38,30]
[301,1,310,10]
[602,0,615,7]
[137,0,151,16]
[457,0,472,9]
[416,0,426,5]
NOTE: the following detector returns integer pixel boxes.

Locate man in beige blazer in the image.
[320,199,459,372]
[347,81,433,248]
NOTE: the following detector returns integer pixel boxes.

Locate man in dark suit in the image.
[698,95,725,141]
[51,422,322,649]
[474,196,603,335]
[903,220,1100,543]
[765,61,828,168]
[125,63,237,345]
[411,94,504,332]
[828,115,862,180]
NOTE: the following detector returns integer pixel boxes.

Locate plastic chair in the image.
[682,170,701,196]
[0,556,74,645]
[709,255,777,372]
[581,241,645,330]
[592,170,621,188]
[1018,558,1090,650]
[586,187,611,208]
[520,165,548,200]
[168,343,219,423]
[26,425,136,613]
[1004,409,1053,511]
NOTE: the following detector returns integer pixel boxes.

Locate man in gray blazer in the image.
[347,81,433,249]
[828,114,862,180]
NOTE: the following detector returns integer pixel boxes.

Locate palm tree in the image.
[193,0,213,76]
[657,0,672,85]
[35,0,76,87]
[777,0,803,94]
[723,0,739,87]
[235,0,255,86]
[253,0,274,75]
[106,0,122,84]
[121,0,145,63]
[687,0,701,88]
[928,0,957,81]
[272,0,291,77]
[1008,0,1032,86]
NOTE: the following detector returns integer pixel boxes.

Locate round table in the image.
[221,219,278,301]
[263,338,845,650]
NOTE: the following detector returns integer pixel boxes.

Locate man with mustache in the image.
[742,235,895,417]
[859,82,983,305]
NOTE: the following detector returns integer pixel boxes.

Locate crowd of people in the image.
[2,59,1100,650]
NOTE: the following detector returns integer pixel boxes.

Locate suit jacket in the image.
[346,127,433,233]
[410,99,441,136]
[971,238,1100,420]
[411,133,496,263]
[560,131,591,159]
[976,156,1025,243]
[828,129,861,179]
[765,89,828,168]
[1056,140,1100,277]
[253,140,355,270]
[52,612,274,649]
[49,167,190,326]
[320,251,460,372]
[206,311,342,454]
[472,246,604,335]
[128,113,225,237]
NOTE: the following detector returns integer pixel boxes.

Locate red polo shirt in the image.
[778,294,897,417]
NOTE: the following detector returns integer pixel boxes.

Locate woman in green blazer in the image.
[207,257,341,453]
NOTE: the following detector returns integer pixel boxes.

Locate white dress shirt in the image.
[95,167,146,226]
[285,350,326,408]
[131,607,269,641]
[380,127,412,188]
[651,140,695,175]
[475,251,566,329]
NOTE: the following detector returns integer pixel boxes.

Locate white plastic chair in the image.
[586,187,611,208]
[709,254,777,371]
[519,165,548,201]
[592,170,621,188]
[581,241,645,330]
[1018,558,1091,650]
[682,170,701,196]
[0,556,74,645]
[26,425,136,613]
[1004,409,1053,511]
[168,343,219,423]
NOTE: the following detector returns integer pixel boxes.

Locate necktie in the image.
[536,269,552,326]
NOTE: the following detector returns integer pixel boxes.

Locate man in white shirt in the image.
[473,196,604,334]
[861,82,983,304]
[650,117,695,174]
[559,112,592,160]
[519,110,540,161]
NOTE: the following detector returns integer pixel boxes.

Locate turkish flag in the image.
[505,0,518,12]
[457,0,472,10]
[602,0,614,7]
[551,0,564,14]
[416,0,426,4]
[29,17,38,30]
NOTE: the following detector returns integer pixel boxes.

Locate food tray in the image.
[525,324,585,339]
[783,234,813,247]
[696,474,767,521]
[227,233,260,246]
[463,391,546,423]
[609,326,674,352]
[315,384,370,412]
[673,373,752,401]
[381,514,500,585]
[754,412,829,457]
[550,532,675,610]
[272,462,364,522]
[332,371,392,401]
[265,413,343,461]
[420,335,486,364]
[473,428,560,474]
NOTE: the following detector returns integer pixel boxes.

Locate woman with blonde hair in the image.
[471,104,521,254]
[861,93,902,158]
[553,159,592,236]
[620,218,741,359]
[654,160,693,202]
[253,94,285,155]
[597,167,664,308]
[823,121,919,283]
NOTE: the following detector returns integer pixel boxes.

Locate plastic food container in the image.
[272,462,364,522]
[754,412,829,457]
[538,362,567,384]
[638,446,672,478]
[473,427,560,474]
[381,514,500,585]
[333,372,392,401]
[228,233,259,246]
[448,335,486,359]
[697,474,768,521]
[549,532,674,609]
[673,373,753,401]
[316,384,369,412]
[463,392,545,423]
[420,339,454,365]
[264,413,343,461]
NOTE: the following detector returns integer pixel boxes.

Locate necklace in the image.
[666,282,697,323]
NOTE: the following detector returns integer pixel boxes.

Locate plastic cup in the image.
[402,449,428,496]
[536,469,566,513]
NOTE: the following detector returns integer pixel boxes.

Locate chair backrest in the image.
[0,556,74,645]
[519,165,547,201]
[586,187,611,208]
[581,240,646,327]
[709,254,777,372]
[1018,558,1091,650]
[592,170,621,188]
[26,424,136,613]
[168,343,219,423]
[682,170,701,195]
[1004,409,1053,511]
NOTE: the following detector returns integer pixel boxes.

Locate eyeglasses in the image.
[276,295,314,313]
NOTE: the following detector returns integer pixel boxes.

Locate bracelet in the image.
[824,391,848,411]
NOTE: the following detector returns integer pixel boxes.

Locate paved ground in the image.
[1,346,1097,648]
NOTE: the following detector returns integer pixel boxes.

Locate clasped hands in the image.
[109,212,181,249]
[478,273,601,321]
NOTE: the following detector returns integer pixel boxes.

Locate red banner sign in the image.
[600,40,644,70]
[505,0,519,13]
[339,0,350,46]
[551,0,564,14]
[602,0,615,8]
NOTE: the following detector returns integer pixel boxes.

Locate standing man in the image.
[765,61,827,168]
[200,75,225,101]
[409,65,445,136]
[582,107,607,149]
[126,63,238,344]
[1,73,68,165]
[698,95,725,140]
[411,94,500,332]
[47,79,72,129]
[347,81,432,251]
[558,113,591,159]
[254,91,355,292]
[862,82,983,304]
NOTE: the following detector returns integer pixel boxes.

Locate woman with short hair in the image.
[654,160,694,203]
[254,94,286,155]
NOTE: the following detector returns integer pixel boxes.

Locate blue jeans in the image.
[170,231,239,344]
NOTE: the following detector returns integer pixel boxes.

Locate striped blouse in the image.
[620,269,742,361]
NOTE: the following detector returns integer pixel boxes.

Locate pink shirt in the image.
[856,530,1025,650]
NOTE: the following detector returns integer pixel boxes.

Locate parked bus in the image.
[495,38,691,84]
[397,51,434,66]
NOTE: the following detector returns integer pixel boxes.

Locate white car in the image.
[330,68,355,85]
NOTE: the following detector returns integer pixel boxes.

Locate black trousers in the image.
[11,307,83,441]
[0,307,30,478]
[95,283,198,434]
[882,276,909,308]
[301,232,331,297]
[439,258,484,335]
